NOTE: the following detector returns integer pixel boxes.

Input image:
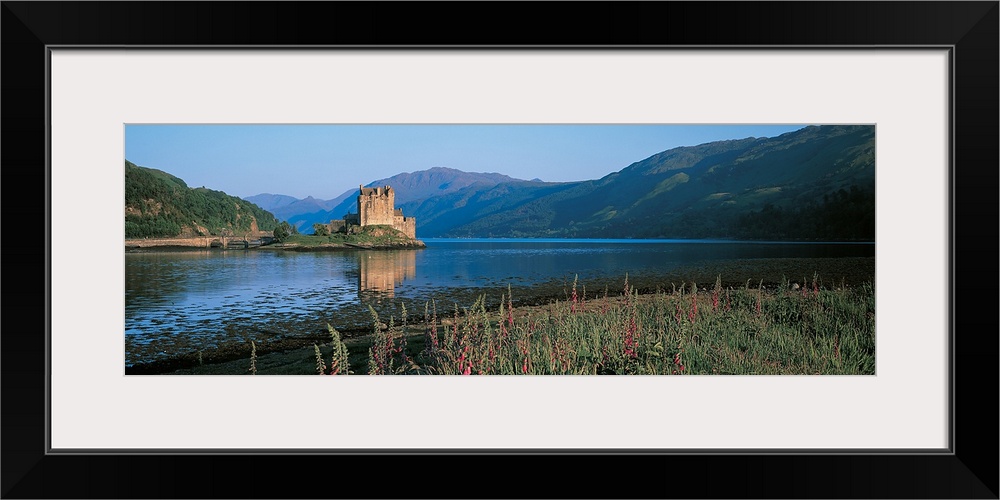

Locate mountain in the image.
[244,194,339,231]
[249,125,875,240]
[281,167,533,233]
[125,160,280,238]
[395,125,875,240]
[242,193,301,212]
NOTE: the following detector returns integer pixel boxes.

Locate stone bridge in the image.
[125,236,236,249]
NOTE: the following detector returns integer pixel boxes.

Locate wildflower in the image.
[688,283,698,323]
[327,325,350,375]
[571,275,579,314]
[457,344,468,372]
[755,281,763,317]
[623,312,638,358]
[507,285,515,329]
[498,294,509,338]
[712,276,721,312]
[314,344,327,374]
[430,300,439,351]
[367,347,380,375]
[622,274,631,309]
[452,305,460,347]
[248,340,257,375]
[548,336,557,366]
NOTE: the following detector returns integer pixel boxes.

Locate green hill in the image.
[396,125,875,240]
[125,160,279,239]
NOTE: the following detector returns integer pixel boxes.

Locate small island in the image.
[264,184,425,250]
[280,184,423,249]
[266,225,426,251]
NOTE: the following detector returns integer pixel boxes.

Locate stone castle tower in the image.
[358,185,396,226]
[332,185,416,239]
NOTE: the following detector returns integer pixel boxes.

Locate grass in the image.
[169,273,875,376]
[273,226,422,248]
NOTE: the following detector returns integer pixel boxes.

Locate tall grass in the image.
[248,340,257,375]
[324,274,875,375]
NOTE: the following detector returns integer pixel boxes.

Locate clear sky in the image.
[125,124,807,200]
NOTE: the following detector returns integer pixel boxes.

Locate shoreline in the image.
[140,277,876,376]
[126,255,875,375]
[125,239,427,252]
[123,290,701,375]
[125,236,874,252]
[260,240,427,251]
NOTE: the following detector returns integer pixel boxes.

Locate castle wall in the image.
[394,215,416,239]
[328,220,346,233]
[355,185,417,239]
[358,186,396,226]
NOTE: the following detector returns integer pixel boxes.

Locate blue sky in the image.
[125,124,807,200]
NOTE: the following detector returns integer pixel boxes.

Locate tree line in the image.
[125,160,280,239]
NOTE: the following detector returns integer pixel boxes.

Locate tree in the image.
[273,221,291,242]
[312,223,330,236]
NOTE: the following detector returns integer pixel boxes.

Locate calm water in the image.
[125,239,874,366]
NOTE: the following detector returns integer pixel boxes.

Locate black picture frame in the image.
[3,2,996,498]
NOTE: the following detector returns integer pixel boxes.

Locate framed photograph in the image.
[120,121,878,380]
[4,2,996,498]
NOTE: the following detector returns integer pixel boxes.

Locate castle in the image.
[327,185,416,239]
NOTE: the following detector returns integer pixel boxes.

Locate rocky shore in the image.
[259,240,427,251]
[126,256,875,375]
[125,238,426,252]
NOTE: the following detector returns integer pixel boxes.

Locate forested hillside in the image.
[396,125,876,240]
[238,125,876,241]
[125,160,279,238]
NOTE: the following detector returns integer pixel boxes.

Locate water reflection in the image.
[357,250,417,301]
[125,250,219,309]
[125,240,875,366]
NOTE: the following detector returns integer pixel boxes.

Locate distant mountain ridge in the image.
[244,193,338,227]
[404,125,874,239]
[247,125,876,240]
[256,167,536,233]
[242,193,301,212]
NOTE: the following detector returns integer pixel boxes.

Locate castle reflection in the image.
[357,250,417,300]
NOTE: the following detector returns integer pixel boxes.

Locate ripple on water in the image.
[126,246,874,366]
